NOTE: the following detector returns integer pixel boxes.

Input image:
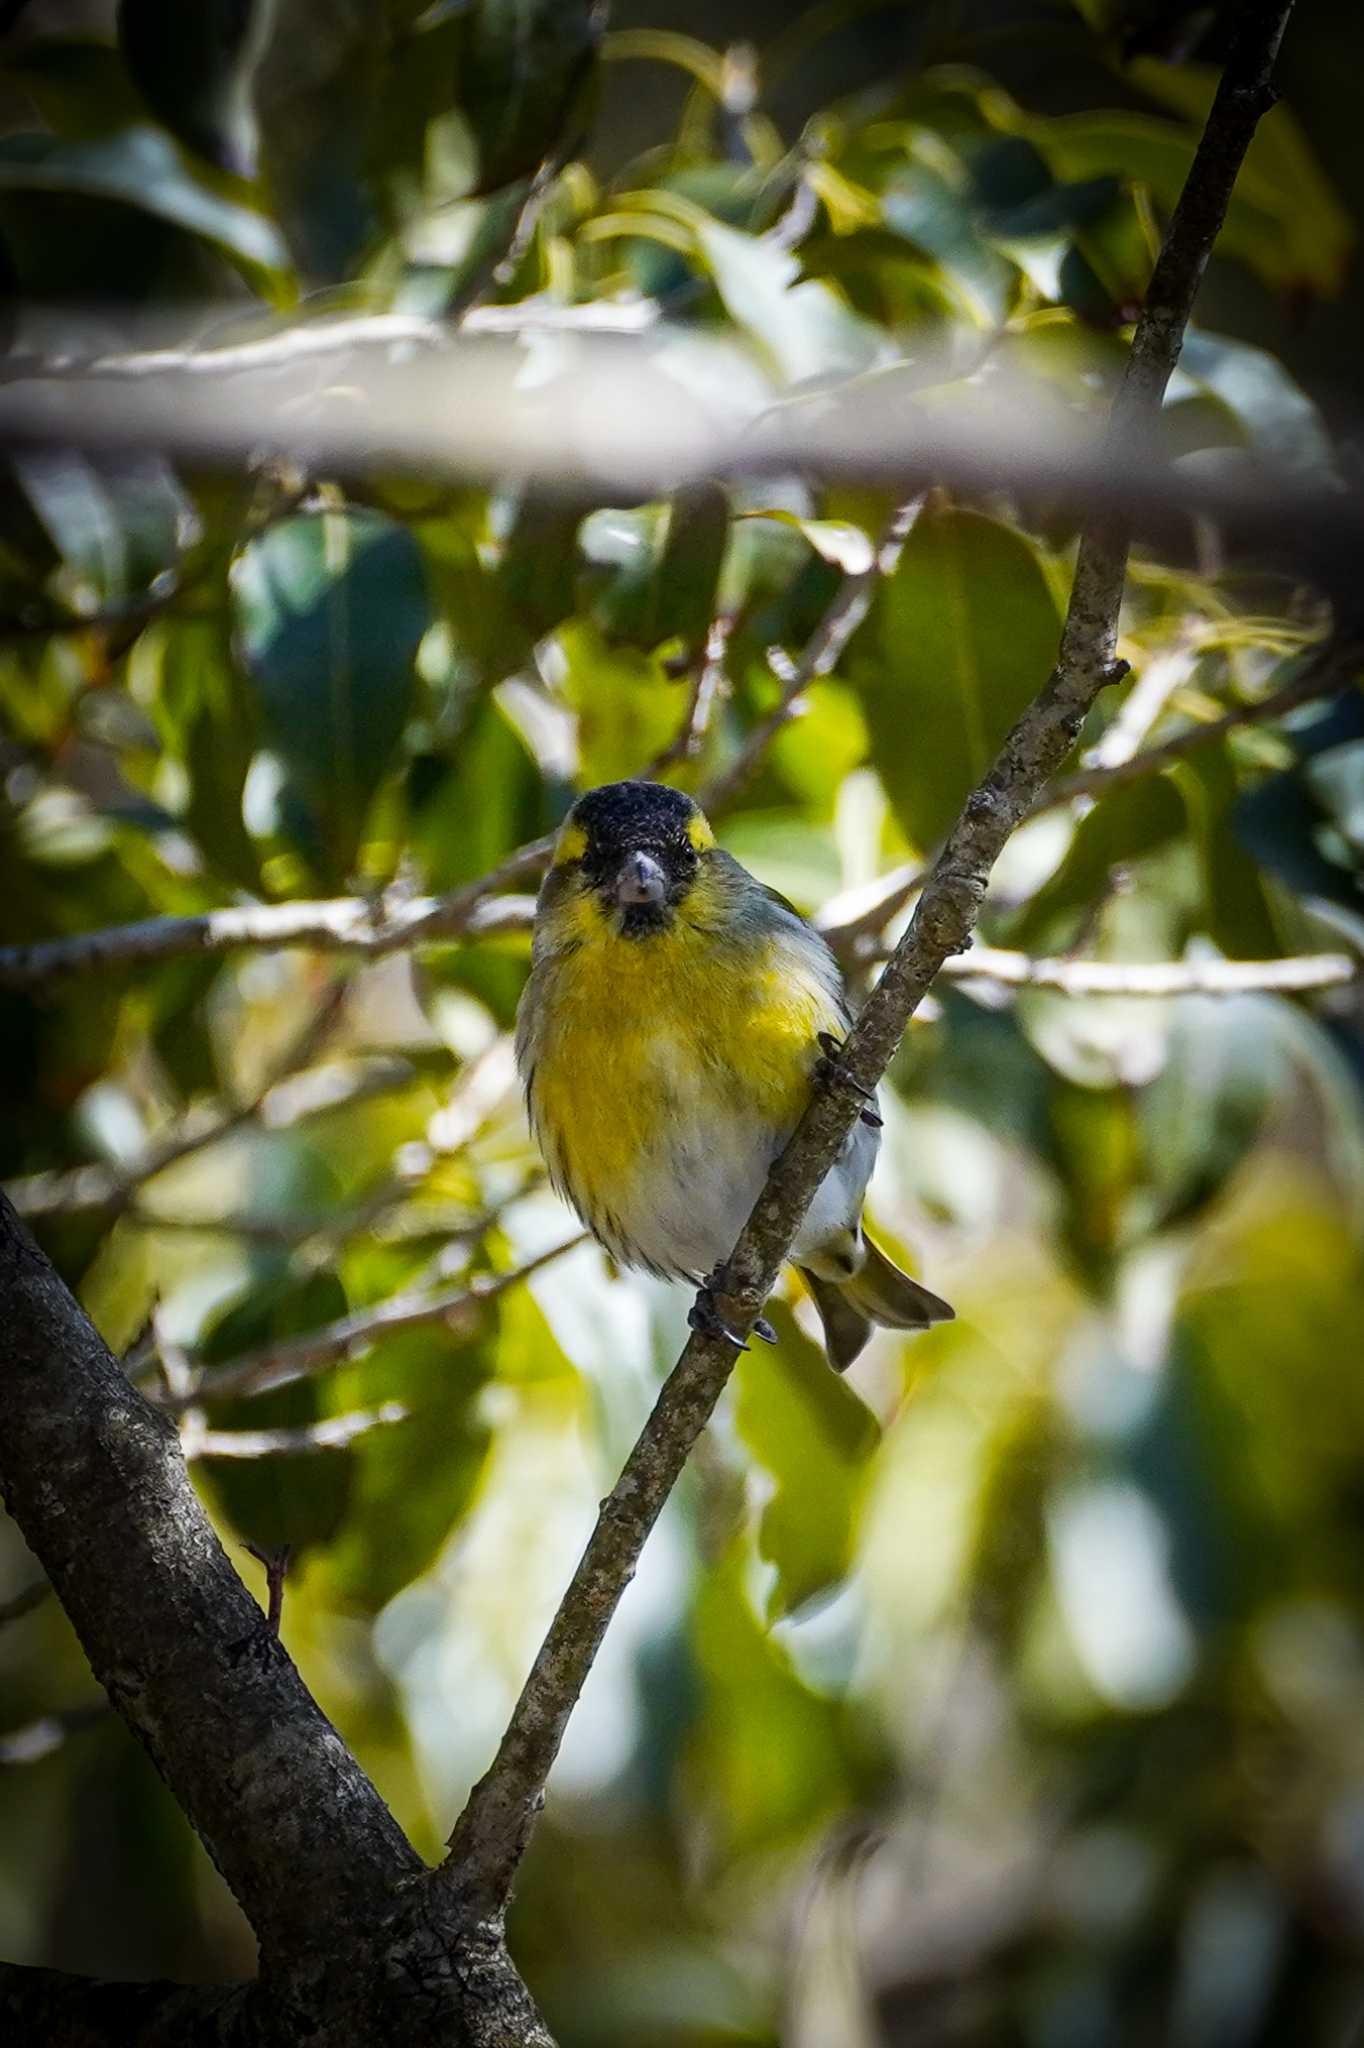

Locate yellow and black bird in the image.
[515,780,953,1369]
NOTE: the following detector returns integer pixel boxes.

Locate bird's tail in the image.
[801,1237,954,1373]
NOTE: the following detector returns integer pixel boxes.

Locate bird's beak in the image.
[615,850,668,909]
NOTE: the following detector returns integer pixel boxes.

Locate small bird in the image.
[515,780,953,1369]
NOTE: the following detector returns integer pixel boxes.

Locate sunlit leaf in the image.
[555,616,680,787]
[696,216,886,384]
[739,510,874,576]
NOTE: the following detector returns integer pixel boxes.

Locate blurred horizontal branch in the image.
[0,300,661,384]
[0,318,1358,596]
[164,1234,584,1407]
[180,1402,409,1461]
[0,887,536,996]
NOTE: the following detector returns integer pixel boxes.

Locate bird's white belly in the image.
[606,1030,878,1281]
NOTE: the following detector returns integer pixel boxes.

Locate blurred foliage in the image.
[1,2,1363,2045]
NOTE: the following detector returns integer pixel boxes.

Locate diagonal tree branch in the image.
[440,0,1297,1920]
[168,1233,586,1407]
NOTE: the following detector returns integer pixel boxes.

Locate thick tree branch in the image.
[0,1961,249,2046]
[440,0,1297,1920]
[0,1192,422,1967]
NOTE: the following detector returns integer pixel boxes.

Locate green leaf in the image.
[738,510,874,577]
[1175,331,1335,477]
[321,1325,494,1612]
[0,126,286,279]
[151,619,263,893]
[1,38,145,138]
[853,507,1060,849]
[1027,91,1351,300]
[454,0,603,195]
[880,149,1015,326]
[1175,751,1285,961]
[734,1304,879,1619]
[1127,56,1354,297]
[1011,775,1188,951]
[233,509,431,883]
[581,486,729,655]
[253,1,381,280]
[1138,995,1283,1230]
[12,450,196,607]
[497,494,583,651]
[409,697,543,892]
[696,217,885,384]
[689,1545,854,1859]
[198,1272,356,1556]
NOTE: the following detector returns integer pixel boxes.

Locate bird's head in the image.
[540,780,717,942]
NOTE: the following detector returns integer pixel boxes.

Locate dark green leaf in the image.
[1012,775,1188,950]
[0,126,286,278]
[118,0,269,176]
[734,1303,879,1619]
[152,619,263,893]
[454,0,603,195]
[853,507,1060,849]
[1138,996,1283,1230]
[321,1325,494,1612]
[233,509,432,883]
[199,1272,356,1556]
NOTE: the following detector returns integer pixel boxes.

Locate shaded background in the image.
[2,2,1364,2043]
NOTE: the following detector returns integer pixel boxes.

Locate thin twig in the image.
[185,1403,408,1460]
[165,1235,585,1407]
[1034,643,1356,813]
[934,944,1355,997]
[5,977,350,1221]
[245,1546,292,1638]
[0,887,536,996]
[440,0,1296,1919]
[646,617,734,774]
[698,495,924,813]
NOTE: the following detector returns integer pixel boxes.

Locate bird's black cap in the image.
[571,780,699,854]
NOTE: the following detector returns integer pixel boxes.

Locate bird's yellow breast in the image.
[526,893,843,1257]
